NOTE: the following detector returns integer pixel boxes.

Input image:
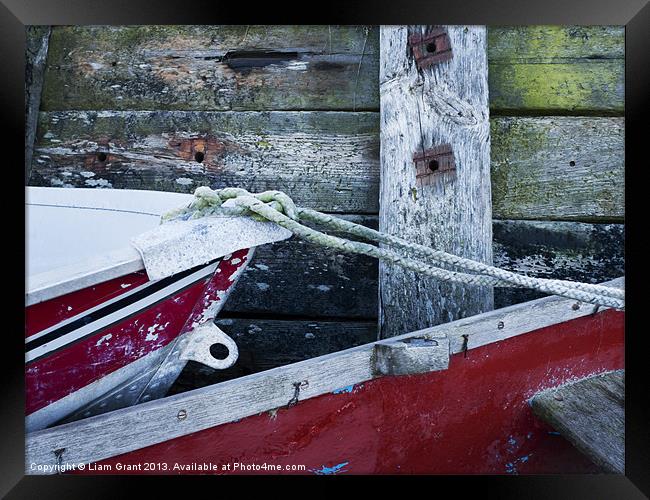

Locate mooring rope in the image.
[163,187,625,310]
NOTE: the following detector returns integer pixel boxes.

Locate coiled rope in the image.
[163,187,625,310]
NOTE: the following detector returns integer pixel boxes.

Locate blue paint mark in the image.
[311,462,350,475]
[506,435,519,453]
[505,453,533,474]
[332,385,354,394]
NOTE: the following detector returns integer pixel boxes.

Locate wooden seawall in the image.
[26,25,624,389]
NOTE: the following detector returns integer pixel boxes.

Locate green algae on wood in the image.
[488,26,624,62]
[487,26,624,114]
[491,116,624,221]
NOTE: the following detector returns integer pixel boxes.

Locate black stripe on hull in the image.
[25,260,219,358]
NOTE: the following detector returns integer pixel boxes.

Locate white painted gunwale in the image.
[25,277,624,471]
[26,248,145,307]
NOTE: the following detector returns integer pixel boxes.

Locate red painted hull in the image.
[85,308,624,474]
[25,248,252,422]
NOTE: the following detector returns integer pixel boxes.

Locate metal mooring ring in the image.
[179,322,239,370]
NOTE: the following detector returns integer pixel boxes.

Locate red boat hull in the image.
[86,308,624,474]
[26,248,252,426]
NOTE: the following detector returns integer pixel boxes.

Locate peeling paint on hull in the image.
[25,248,252,428]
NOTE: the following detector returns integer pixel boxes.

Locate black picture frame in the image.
[2,0,647,497]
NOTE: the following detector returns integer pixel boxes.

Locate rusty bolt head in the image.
[177,409,187,421]
[572,303,581,311]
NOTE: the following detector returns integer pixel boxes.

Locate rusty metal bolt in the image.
[572,303,581,311]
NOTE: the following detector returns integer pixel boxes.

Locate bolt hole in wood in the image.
[569,161,576,166]
[402,337,438,346]
[96,152,107,162]
[209,343,229,360]
[428,159,440,172]
[426,41,437,53]
[194,151,205,163]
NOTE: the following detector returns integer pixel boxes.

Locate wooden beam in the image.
[488,26,624,115]
[378,25,493,338]
[491,117,624,222]
[41,25,379,112]
[30,110,379,213]
[530,369,624,473]
[31,112,623,221]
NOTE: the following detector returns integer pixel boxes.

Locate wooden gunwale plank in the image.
[529,369,624,473]
[26,277,623,471]
[379,25,494,338]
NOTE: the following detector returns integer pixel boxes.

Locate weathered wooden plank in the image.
[30,112,624,220]
[40,26,625,114]
[25,26,50,183]
[488,26,624,114]
[29,110,379,213]
[530,369,624,473]
[25,278,623,470]
[170,318,378,393]
[224,215,378,318]
[491,116,624,221]
[488,26,625,62]
[379,25,494,338]
[41,25,379,111]
[494,220,625,308]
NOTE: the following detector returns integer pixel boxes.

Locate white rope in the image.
[164,187,625,310]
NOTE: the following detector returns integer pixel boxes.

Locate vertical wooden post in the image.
[379,25,493,338]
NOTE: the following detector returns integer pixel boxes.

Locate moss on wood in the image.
[487,26,624,114]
